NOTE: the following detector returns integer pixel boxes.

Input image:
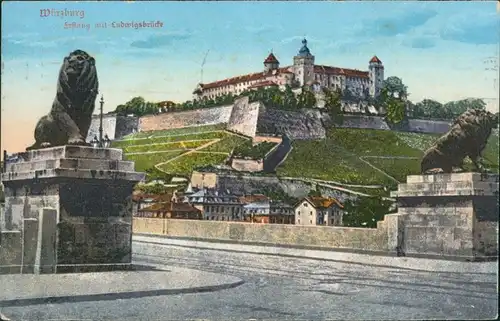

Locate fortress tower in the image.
[369,55,384,97]
[264,52,280,72]
[293,38,315,87]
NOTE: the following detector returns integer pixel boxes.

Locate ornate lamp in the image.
[103,134,111,148]
[90,135,99,148]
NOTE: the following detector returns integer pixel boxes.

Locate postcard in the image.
[0,1,498,320]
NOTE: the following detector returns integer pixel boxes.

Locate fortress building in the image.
[193,38,385,100]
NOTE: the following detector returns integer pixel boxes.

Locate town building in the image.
[184,188,243,221]
[137,202,202,219]
[294,196,344,226]
[240,194,271,223]
[269,201,295,224]
[132,192,174,216]
[193,38,384,101]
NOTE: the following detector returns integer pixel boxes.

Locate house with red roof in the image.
[294,196,344,226]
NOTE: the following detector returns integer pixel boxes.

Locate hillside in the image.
[111,124,249,175]
[112,124,499,191]
[276,128,499,188]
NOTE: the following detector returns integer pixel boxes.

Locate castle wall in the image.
[407,119,450,134]
[256,107,326,140]
[115,115,139,139]
[138,105,233,132]
[227,98,261,137]
[86,115,117,142]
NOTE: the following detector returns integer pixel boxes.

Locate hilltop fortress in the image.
[193,38,384,101]
[86,38,451,142]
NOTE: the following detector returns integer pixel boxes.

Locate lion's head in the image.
[59,49,98,96]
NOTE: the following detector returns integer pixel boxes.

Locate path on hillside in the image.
[358,156,420,184]
[281,177,395,201]
[121,138,218,149]
[120,130,227,141]
[154,139,224,173]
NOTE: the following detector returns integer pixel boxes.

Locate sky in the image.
[1,1,499,154]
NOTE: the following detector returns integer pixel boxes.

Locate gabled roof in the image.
[240,194,270,204]
[299,196,344,209]
[264,53,279,64]
[369,55,382,64]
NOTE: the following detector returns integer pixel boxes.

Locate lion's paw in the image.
[67,137,86,145]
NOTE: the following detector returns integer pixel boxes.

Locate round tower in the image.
[293,38,315,87]
[264,52,280,72]
[369,55,384,97]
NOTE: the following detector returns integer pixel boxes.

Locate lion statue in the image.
[26,49,99,150]
[421,108,499,174]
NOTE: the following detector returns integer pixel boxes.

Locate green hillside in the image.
[276,128,499,188]
[111,124,249,175]
[112,125,499,190]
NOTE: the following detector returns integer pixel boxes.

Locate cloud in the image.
[245,25,284,36]
[402,36,436,49]
[130,32,192,49]
[280,35,322,45]
[439,13,499,45]
[354,7,437,37]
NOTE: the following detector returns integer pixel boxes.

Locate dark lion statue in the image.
[26,49,99,150]
[421,108,499,174]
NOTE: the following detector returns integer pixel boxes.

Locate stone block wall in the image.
[133,218,388,252]
[407,119,450,134]
[139,105,233,132]
[87,114,118,142]
[256,107,326,140]
[231,159,264,172]
[227,97,260,137]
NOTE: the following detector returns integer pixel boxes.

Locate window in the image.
[298,211,301,215]
[331,218,334,225]
[297,219,300,224]
[310,211,312,216]
[310,220,312,224]
[303,203,308,207]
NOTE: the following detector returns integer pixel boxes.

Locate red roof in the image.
[139,202,201,213]
[201,67,293,90]
[314,65,369,79]
[369,56,382,64]
[248,80,279,89]
[240,194,270,204]
[264,53,279,64]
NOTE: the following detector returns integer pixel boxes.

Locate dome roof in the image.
[298,38,312,57]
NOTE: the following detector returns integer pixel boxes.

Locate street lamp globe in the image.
[91,135,99,148]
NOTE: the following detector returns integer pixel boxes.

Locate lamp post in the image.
[98,95,104,147]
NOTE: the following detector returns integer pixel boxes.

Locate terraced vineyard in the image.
[276,128,499,188]
[111,124,248,175]
[112,124,499,189]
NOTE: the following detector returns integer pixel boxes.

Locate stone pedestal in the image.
[388,173,499,260]
[0,146,144,273]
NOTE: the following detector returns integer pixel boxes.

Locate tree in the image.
[308,184,322,197]
[323,87,344,126]
[383,76,408,99]
[413,99,443,119]
[378,77,409,124]
[297,86,316,109]
[342,196,394,228]
[283,85,298,110]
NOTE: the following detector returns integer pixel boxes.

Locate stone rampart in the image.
[139,105,233,132]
